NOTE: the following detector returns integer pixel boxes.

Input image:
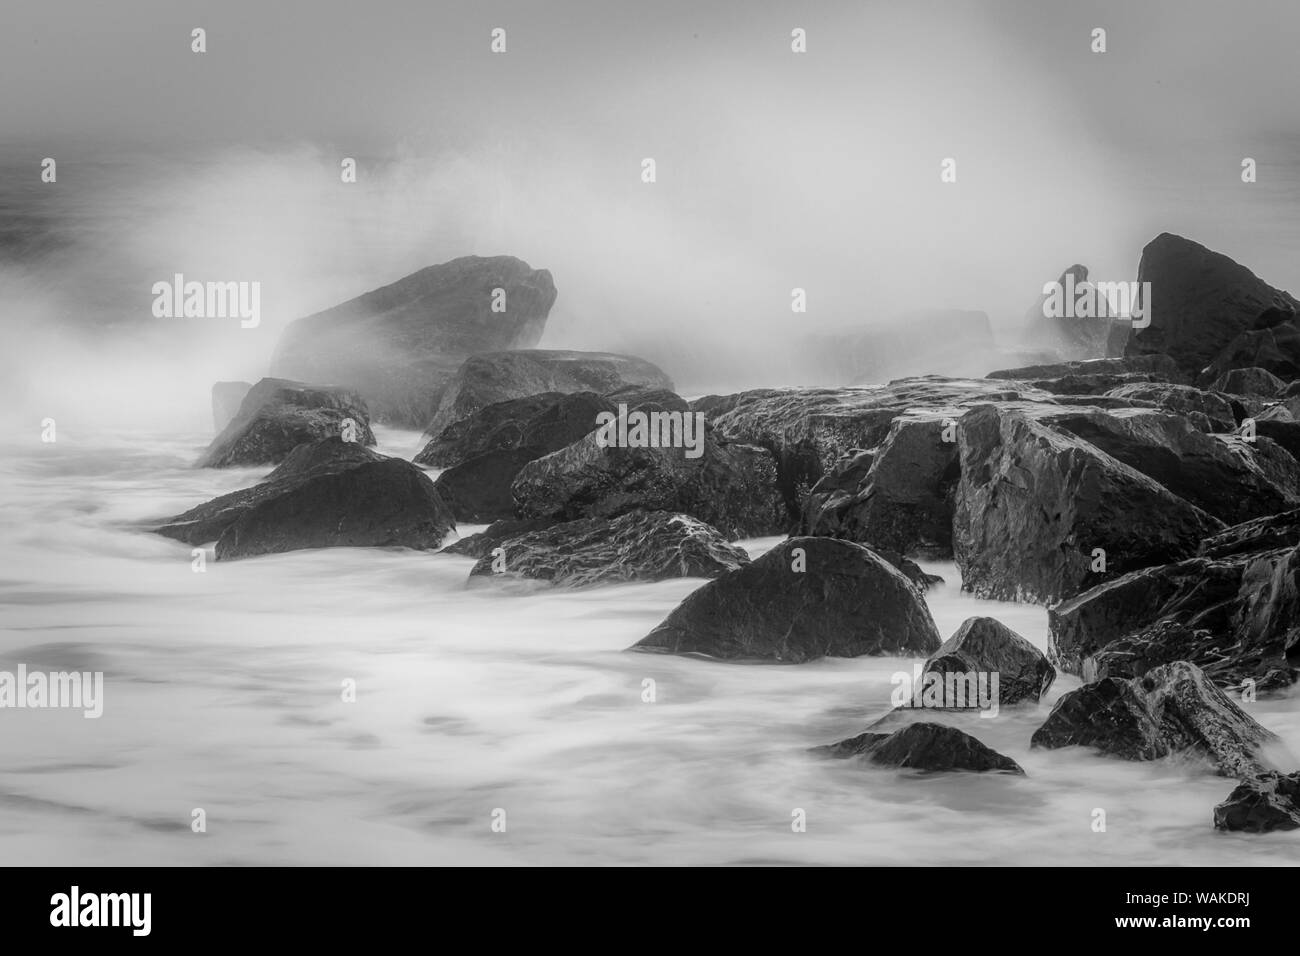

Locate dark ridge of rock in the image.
[423,349,673,439]
[1211,367,1287,398]
[431,447,544,523]
[1103,382,1237,432]
[511,429,785,539]
[413,392,567,467]
[800,413,959,559]
[602,385,691,414]
[1204,324,1300,384]
[814,722,1024,774]
[467,511,750,587]
[1041,406,1300,526]
[1123,233,1300,378]
[1199,509,1300,559]
[631,537,941,662]
[1214,772,1300,832]
[923,617,1055,706]
[1025,372,1167,396]
[196,378,375,468]
[270,256,556,427]
[212,381,252,432]
[1030,661,1278,776]
[870,548,944,591]
[954,404,1222,605]
[156,438,454,558]
[440,518,558,559]
[986,354,1185,384]
[1254,412,1300,464]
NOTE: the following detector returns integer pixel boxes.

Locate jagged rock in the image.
[814,722,1024,774]
[196,378,375,468]
[631,537,941,662]
[271,256,556,427]
[1104,382,1237,432]
[1199,509,1300,559]
[954,404,1222,605]
[801,413,959,559]
[1030,661,1278,776]
[424,349,673,438]
[1214,772,1300,832]
[156,438,454,558]
[923,617,1055,706]
[212,381,251,432]
[467,511,749,587]
[511,429,785,539]
[1211,367,1287,397]
[1124,233,1300,378]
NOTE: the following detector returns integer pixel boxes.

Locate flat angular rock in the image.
[1103,382,1236,432]
[630,537,941,662]
[814,722,1024,774]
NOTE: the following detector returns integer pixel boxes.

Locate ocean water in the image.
[0,424,1297,866]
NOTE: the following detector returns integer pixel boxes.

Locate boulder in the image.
[1123,233,1300,378]
[413,392,567,468]
[1204,324,1300,384]
[1030,661,1278,776]
[211,381,252,432]
[156,438,454,558]
[270,255,555,427]
[1214,772,1300,832]
[467,511,749,587]
[814,722,1024,774]
[424,349,673,439]
[431,447,543,523]
[1211,367,1287,397]
[631,537,941,662]
[511,429,785,539]
[922,617,1055,706]
[954,404,1222,605]
[196,378,375,468]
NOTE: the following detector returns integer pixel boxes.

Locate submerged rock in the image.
[922,617,1055,706]
[631,537,941,662]
[1213,772,1300,832]
[814,722,1024,774]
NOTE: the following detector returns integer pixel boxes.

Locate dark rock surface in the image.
[814,722,1024,774]
[1103,382,1237,432]
[413,392,567,468]
[196,378,376,468]
[1211,366,1286,398]
[270,256,556,427]
[440,518,557,559]
[431,447,543,523]
[986,354,1185,385]
[922,617,1055,706]
[1214,772,1300,832]
[467,511,750,587]
[1030,661,1277,776]
[631,537,941,662]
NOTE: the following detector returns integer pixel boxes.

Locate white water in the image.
[1,424,1297,866]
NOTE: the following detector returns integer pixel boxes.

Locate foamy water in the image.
[0,425,1297,865]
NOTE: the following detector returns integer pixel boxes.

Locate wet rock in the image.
[467,511,749,587]
[923,617,1055,706]
[1199,509,1300,559]
[197,378,375,468]
[1103,382,1236,432]
[986,354,1185,385]
[271,255,556,427]
[1204,324,1300,384]
[413,392,568,468]
[1030,661,1277,776]
[1213,772,1300,832]
[631,537,941,662]
[440,518,557,559]
[431,447,543,523]
[814,722,1024,774]
[1211,367,1287,398]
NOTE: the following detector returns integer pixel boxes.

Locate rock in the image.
[196,378,375,468]
[1022,372,1167,396]
[1030,661,1278,776]
[986,354,1185,385]
[631,537,942,662]
[212,381,251,432]
[922,617,1055,706]
[954,404,1222,605]
[1199,509,1300,559]
[441,518,557,559]
[1040,406,1300,525]
[431,447,543,523]
[814,722,1024,774]
[156,438,455,558]
[424,349,673,439]
[270,256,556,427]
[1214,772,1300,832]
[1103,382,1237,432]
[467,511,750,587]
[413,392,567,468]
[512,429,786,539]
[1204,324,1300,384]
[800,413,959,559]
[1124,233,1300,378]
[1211,367,1287,397]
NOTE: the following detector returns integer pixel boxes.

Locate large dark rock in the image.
[1214,772,1300,832]
[922,617,1055,706]
[431,447,543,523]
[270,256,556,427]
[1211,367,1287,398]
[800,413,959,559]
[954,404,1222,605]
[1124,233,1300,379]
[156,438,455,558]
[631,537,941,662]
[196,378,375,468]
[1030,661,1278,776]
[424,350,673,439]
[814,722,1024,774]
[512,429,785,539]
[211,381,252,432]
[1103,382,1237,432]
[1204,324,1300,384]
[413,392,567,468]
[467,511,749,587]
[1200,508,1300,559]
